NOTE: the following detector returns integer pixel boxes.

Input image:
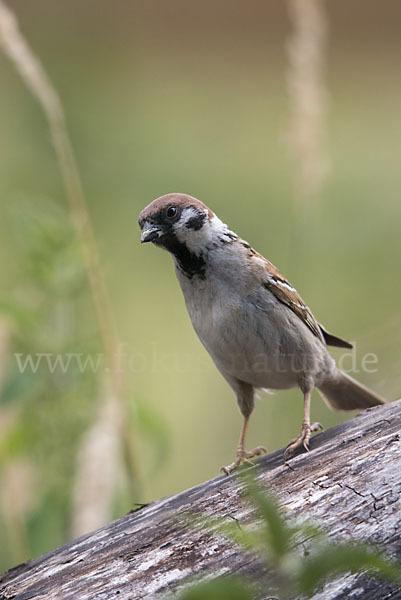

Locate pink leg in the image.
[221,415,266,475]
[284,390,323,459]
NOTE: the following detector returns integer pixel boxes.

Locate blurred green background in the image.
[0,0,400,573]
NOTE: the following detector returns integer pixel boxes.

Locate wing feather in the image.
[243,244,352,348]
[262,260,324,342]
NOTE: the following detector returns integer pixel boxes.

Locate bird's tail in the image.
[317,370,386,411]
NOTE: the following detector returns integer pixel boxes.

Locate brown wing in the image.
[243,245,353,348]
[262,259,325,343]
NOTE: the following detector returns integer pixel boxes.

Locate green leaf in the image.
[0,299,36,331]
[241,474,291,561]
[9,198,83,295]
[216,518,262,553]
[178,576,253,600]
[297,544,401,595]
[0,418,35,466]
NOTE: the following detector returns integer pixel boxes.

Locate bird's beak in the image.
[140,222,163,243]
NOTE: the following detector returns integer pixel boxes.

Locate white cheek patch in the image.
[210,213,229,234]
[174,208,232,255]
[181,207,207,230]
[175,208,209,238]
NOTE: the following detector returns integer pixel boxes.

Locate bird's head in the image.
[138,193,229,257]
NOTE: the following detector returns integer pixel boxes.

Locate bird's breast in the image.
[179,274,328,389]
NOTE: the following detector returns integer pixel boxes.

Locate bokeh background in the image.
[0,0,400,573]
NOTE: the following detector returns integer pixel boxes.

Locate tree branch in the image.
[1,400,401,599]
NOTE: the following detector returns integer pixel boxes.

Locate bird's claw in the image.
[221,445,266,475]
[284,422,323,459]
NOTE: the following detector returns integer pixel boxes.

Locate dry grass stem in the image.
[286,0,329,203]
[71,386,122,537]
[0,317,11,393]
[0,1,118,392]
[0,0,140,524]
[0,459,36,563]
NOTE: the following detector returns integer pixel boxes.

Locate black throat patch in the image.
[157,234,206,280]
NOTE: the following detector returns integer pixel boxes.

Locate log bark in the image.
[1,399,401,600]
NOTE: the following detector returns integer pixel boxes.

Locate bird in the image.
[138,193,386,474]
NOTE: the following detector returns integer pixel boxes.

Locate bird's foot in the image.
[221,445,266,476]
[284,421,323,460]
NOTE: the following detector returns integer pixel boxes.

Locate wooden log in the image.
[1,399,401,599]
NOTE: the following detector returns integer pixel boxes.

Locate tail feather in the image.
[317,370,386,411]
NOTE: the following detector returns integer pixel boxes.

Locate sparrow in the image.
[138,193,386,474]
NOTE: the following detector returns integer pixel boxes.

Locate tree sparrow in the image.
[138,193,386,474]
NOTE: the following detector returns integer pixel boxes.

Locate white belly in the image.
[181,279,325,390]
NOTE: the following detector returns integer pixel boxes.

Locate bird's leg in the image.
[221,414,266,475]
[284,390,323,459]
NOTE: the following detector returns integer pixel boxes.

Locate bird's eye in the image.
[166,205,178,219]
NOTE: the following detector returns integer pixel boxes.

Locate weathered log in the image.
[1,399,401,599]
